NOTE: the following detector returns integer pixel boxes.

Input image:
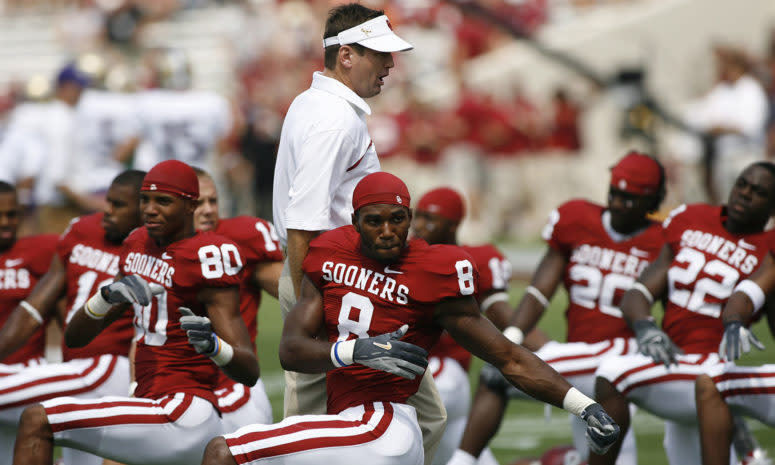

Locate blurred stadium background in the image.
[1,0,773,462]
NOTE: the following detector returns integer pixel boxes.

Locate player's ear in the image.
[339,45,353,69]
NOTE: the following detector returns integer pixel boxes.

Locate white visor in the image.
[323,15,413,53]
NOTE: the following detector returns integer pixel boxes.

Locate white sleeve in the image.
[733,82,768,137]
[284,130,360,232]
[46,109,78,189]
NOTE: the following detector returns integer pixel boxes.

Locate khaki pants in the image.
[279,261,446,465]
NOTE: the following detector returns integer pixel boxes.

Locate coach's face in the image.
[347,46,395,98]
[194,177,219,232]
[141,191,195,245]
[0,191,19,250]
[102,183,142,244]
[354,204,411,264]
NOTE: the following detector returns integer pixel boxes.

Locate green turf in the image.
[256,282,775,465]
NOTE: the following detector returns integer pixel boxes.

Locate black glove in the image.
[719,321,765,361]
[580,403,620,455]
[632,319,682,367]
[178,307,217,356]
[352,324,428,379]
[100,274,163,306]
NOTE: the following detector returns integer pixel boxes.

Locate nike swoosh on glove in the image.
[352,325,428,379]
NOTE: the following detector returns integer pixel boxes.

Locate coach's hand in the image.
[100,275,164,306]
[178,307,217,356]
[632,319,682,367]
[719,321,764,361]
[333,325,428,379]
[580,403,620,455]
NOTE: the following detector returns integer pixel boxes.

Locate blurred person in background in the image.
[130,47,236,212]
[677,45,769,204]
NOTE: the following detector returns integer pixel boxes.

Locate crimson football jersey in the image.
[213,216,282,389]
[0,234,58,364]
[661,204,771,354]
[303,225,479,414]
[542,199,663,343]
[121,227,244,406]
[57,213,134,361]
[429,244,511,371]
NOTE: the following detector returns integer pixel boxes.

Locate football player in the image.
[201,172,620,465]
[12,161,259,464]
[0,181,58,373]
[193,168,283,431]
[0,171,145,465]
[448,151,667,465]
[693,242,775,465]
[411,186,549,465]
[588,161,775,465]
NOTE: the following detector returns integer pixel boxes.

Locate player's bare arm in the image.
[278,274,330,372]
[620,243,673,324]
[0,254,66,361]
[436,295,572,408]
[286,228,320,298]
[724,252,775,324]
[508,246,566,337]
[253,260,283,299]
[198,285,259,386]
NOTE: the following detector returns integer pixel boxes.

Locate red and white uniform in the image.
[0,214,134,465]
[596,204,771,465]
[0,234,58,369]
[428,244,509,465]
[215,216,283,432]
[224,225,477,465]
[39,228,245,465]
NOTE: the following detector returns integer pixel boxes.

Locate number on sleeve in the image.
[198,244,243,279]
[255,221,280,252]
[488,257,512,290]
[455,259,475,295]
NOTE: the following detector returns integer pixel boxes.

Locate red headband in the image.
[352,172,410,212]
[141,160,199,200]
[610,151,662,195]
[416,187,465,223]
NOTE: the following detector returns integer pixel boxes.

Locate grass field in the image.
[256,283,775,465]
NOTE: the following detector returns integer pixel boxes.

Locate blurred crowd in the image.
[0,0,773,242]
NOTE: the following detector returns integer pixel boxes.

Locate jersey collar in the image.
[601,210,648,242]
[311,72,372,116]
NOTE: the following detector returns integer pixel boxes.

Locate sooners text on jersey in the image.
[0,234,58,364]
[542,200,663,342]
[58,214,134,361]
[304,226,478,414]
[121,227,244,407]
[661,204,771,354]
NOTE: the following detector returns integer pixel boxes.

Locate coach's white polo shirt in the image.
[273,72,380,246]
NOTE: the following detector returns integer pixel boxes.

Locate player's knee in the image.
[202,436,237,465]
[17,404,52,439]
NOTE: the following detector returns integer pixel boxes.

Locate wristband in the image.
[525,286,549,308]
[502,326,525,345]
[330,340,355,367]
[734,279,765,314]
[631,282,654,305]
[562,386,595,417]
[480,292,509,313]
[85,292,112,319]
[19,301,44,325]
[209,336,234,366]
